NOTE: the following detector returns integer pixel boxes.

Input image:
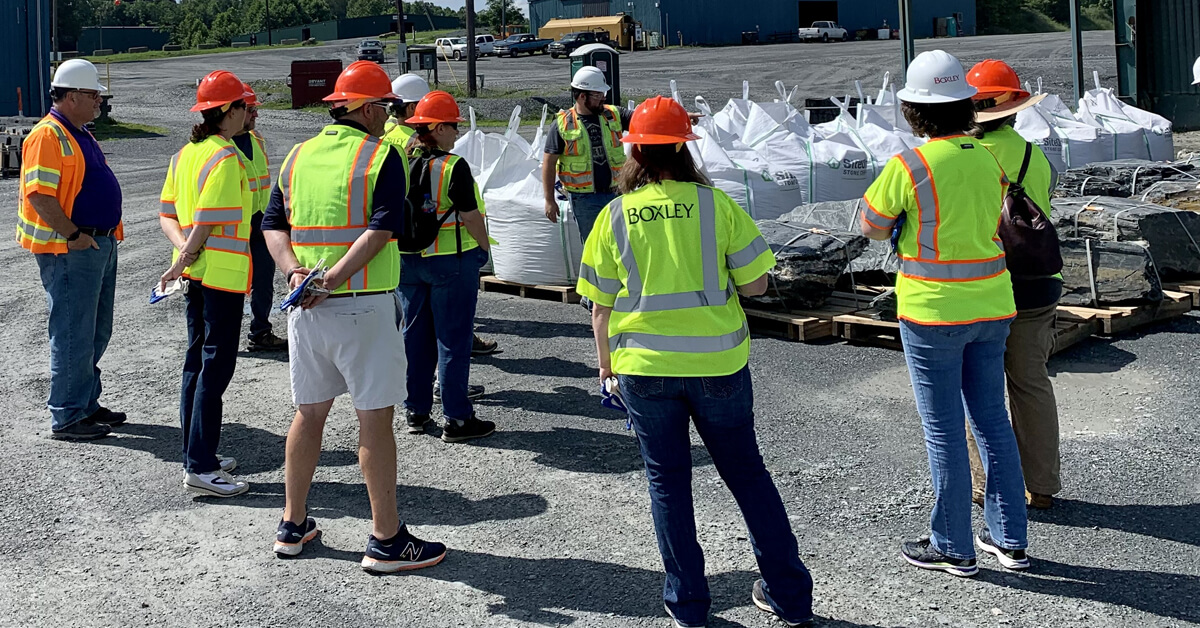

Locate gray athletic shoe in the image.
[185,470,249,498]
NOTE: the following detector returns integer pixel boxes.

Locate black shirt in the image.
[544,106,633,194]
[407,148,479,214]
[232,132,254,161]
[261,120,407,234]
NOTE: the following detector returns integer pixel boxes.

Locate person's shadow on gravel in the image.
[474,355,596,379]
[473,427,713,474]
[474,316,593,340]
[978,557,1200,623]
[1030,498,1200,548]
[96,422,359,475]
[475,386,619,420]
[230,481,549,527]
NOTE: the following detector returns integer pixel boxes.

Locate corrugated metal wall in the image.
[1137,0,1200,131]
[529,0,974,44]
[1,0,50,117]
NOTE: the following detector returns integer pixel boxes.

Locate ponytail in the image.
[189,100,245,143]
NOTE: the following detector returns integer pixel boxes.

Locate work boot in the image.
[50,419,112,441]
[751,579,814,627]
[471,334,499,356]
[405,410,431,435]
[441,413,495,443]
[248,332,288,352]
[1026,491,1054,509]
[88,407,127,427]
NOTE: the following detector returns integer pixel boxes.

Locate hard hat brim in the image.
[620,132,701,145]
[975,92,1048,122]
[970,85,1031,101]
[322,90,400,103]
[50,80,108,92]
[897,84,978,104]
[404,115,467,125]
[190,90,255,112]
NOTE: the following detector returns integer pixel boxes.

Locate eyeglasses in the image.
[72,90,101,100]
[367,102,392,113]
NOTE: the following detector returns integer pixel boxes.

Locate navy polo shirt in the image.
[51,108,122,230]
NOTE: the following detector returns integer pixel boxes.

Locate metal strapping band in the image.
[609,324,749,353]
[579,263,622,294]
[899,256,1007,281]
[898,150,938,259]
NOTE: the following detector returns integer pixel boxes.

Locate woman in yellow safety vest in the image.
[576,96,814,627]
[396,91,495,443]
[860,51,1029,577]
[158,70,255,499]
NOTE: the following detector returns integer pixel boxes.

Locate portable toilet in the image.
[570,43,621,106]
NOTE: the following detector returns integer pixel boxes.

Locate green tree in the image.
[477,0,527,33]
[347,0,394,19]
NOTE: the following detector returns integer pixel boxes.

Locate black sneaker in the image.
[441,414,495,443]
[248,332,288,352]
[751,579,814,627]
[433,383,485,402]
[975,528,1031,571]
[50,419,112,441]
[274,516,321,557]
[901,537,978,577]
[88,407,127,427]
[471,334,499,356]
[664,604,706,628]
[405,410,431,435]
[361,525,447,573]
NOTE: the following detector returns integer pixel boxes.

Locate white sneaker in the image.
[217,455,237,473]
[185,470,249,497]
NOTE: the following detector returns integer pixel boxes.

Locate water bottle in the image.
[422,193,436,215]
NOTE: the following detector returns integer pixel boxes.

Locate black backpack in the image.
[395,152,462,254]
[998,142,1063,279]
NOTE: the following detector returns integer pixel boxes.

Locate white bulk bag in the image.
[454,107,519,177]
[1076,72,1172,161]
[1015,100,1115,171]
[713,81,754,139]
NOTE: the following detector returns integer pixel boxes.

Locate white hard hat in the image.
[391,73,430,104]
[571,66,610,94]
[1192,56,1200,86]
[52,59,107,92]
[897,50,976,104]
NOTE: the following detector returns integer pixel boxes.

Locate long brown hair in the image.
[901,99,980,139]
[190,100,244,143]
[617,144,711,194]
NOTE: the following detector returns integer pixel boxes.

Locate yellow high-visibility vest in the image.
[555,105,626,194]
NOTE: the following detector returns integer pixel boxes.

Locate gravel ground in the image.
[2,32,1199,628]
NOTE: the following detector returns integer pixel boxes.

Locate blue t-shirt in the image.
[51,109,122,230]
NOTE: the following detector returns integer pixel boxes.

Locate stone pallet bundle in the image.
[747,221,868,311]
[1053,160,1197,199]
[1140,181,1200,212]
[1051,197,1200,279]
[777,200,899,274]
[1058,238,1164,306]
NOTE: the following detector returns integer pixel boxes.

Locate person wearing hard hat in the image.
[231,83,286,352]
[965,59,1062,512]
[158,70,256,497]
[260,61,447,571]
[383,73,430,151]
[18,59,126,441]
[860,50,1029,577]
[396,91,495,443]
[577,96,814,628]
[542,66,632,246]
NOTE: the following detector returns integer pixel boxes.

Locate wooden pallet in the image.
[832,310,1101,354]
[478,275,581,304]
[744,290,877,342]
[1056,290,1193,335]
[1050,317,1100,355]
[1163,283,1200,309]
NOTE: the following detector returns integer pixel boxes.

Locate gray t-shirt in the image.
[544,107,633,194]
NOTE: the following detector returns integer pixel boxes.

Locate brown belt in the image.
[327,290,393,299]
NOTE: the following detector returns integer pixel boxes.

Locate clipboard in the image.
[280,259,328,311]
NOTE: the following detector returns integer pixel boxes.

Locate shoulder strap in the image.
[1017,141,1033,186]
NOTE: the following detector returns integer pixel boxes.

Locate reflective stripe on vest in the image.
[609,187,736,314]
[279,143,301,222]
[610,325,749,353]
[197,146,243,192]
[579,262,622,294]
[34,120,74,157]
[291,226,367,245]
[17,218,59,244]
[348,136,384,220]
[894,148,1006,282]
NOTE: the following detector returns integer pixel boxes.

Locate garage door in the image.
[798,0,839,27]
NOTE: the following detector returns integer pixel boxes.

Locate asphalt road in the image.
[2,31,1198,628]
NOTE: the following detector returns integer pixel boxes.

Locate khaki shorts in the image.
[287,293,406,410]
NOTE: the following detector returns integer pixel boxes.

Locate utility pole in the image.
[51,0,59,60]
[502,1,506,38]
[466,0,477,97]
[266,0,272,45]
[1068,0,1085,103]
[898,0,914,71]
[396,0,406,74]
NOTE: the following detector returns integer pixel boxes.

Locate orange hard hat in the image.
[966,59,1030,101]
[620,96,700,145]
[242,82,259,107]
[405,91,465,125]
[323,60,398,103]
[192,70,252,112]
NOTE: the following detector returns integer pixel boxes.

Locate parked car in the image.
[356,38,385,63]
[494,33,553,57]
[475,33,496,55]
[548,31,615,59]
[799,21,849,42]
[435,37,479,61]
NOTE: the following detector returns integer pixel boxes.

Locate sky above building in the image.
[426,0,531,15]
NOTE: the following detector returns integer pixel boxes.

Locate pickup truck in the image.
[435,37,480,61]
[494,33,552,57]
[548,31,615,59]
[798,21,849,42]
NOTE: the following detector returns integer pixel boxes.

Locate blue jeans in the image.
[619,365,814,626]
[569,191,617,245]
[35,236,118,431]
[398,247,488,421]
[899,318,1028,559]
[247,211,276,341]
[180,281,244,473]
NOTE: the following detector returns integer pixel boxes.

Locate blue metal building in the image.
[528,0,975,45]
[2,0,51,117]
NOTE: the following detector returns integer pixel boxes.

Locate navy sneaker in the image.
[274,516,320,557]
[975,528,1031,571]
[441,413,495,443]
[405,409,431,435]
[752,579,814,626]
[664,604,706,628]
[361,525,447,573]
[433,383,486,402]
[901,537,978,577]
[88,407,127,427]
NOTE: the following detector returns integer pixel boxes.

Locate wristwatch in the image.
[66,229,82,242]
